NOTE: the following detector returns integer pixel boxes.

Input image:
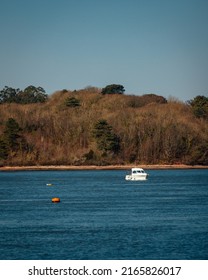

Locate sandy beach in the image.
[0,164,208,171]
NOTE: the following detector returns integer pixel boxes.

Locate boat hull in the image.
[125,174,147,181]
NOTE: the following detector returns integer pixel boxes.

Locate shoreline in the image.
[0,164,208,171]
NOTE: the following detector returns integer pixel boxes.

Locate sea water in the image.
[0,169,208,260]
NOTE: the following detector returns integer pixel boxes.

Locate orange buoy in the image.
[52,197,60,203]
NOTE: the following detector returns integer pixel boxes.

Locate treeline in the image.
[0,85,208,166]
[0,85,47,104]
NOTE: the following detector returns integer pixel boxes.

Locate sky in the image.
[0,0,208,101]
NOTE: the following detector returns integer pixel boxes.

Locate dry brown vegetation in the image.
[0,88,207,166]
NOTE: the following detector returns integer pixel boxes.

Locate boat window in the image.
[132,169,145,174]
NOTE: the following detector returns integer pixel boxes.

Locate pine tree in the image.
[92,120,120,154]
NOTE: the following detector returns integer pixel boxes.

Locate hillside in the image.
[0,87,208,166]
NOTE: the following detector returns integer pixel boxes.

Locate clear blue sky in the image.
[0,0,208,101]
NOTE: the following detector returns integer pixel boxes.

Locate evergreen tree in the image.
[188,95,208,119]
[0,86,19,103]
[92,120,120,154]
[18,86,48,103]
[3,118,21,150]
[101,84,125,95]
[65,97,80,107]
[0,138,8,160]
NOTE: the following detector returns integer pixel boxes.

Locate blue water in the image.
[0,169,208,260]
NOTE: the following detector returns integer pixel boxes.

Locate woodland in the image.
[0,84,208,166]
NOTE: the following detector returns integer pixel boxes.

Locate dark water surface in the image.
[0,169,208,260]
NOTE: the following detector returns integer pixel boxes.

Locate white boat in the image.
[125,168,148,181]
